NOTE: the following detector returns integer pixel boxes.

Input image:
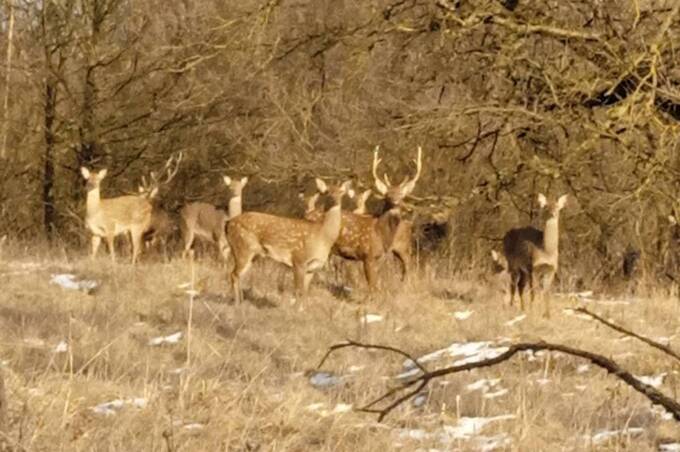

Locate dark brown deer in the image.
[502,193,568,317]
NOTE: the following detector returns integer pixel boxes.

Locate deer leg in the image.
[231,254,253,304]
[106,234,116,263]
[303,272,314,295]
[91,235,101,259]
[363,259,377,294]
[509,271,518,307]
[293,264,306,300]
[181,228,194,259]
[393,248,410,282]
[528,268,534,310]
[517,271,528,311]
[130,227,144,265]
[543,271,555,319]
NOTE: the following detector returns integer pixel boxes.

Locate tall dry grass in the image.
[0,241,679,450]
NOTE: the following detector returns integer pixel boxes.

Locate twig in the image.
[321,340,680,422]
[317,339,428,374]
[574,307,680,363]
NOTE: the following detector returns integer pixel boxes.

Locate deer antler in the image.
[401,146,422,187]
[140,152,183,194]
[372,145,389,195]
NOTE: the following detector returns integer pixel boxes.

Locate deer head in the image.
[138,152,183,198]
[372,145,422,209]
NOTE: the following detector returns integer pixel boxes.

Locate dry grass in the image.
[1,243,680,451]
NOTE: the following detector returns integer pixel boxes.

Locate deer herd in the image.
[79,147,570,316]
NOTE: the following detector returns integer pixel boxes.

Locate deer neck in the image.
[85,187,101,215]
[228,195,242,218]
[320,203,342,243]
[542,214,560,257]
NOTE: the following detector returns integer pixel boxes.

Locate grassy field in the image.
[1,243,680,451]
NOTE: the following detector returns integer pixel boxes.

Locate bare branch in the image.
[321,340,680,422]
[574,307,680,364]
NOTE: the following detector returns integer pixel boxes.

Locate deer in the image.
[137,153,183,256]
[227,179,353,304]
[80,167,154,264]
[179,176,248,260]
[502,193,568,317]
[300,146,422,292]
[371,145,422,282]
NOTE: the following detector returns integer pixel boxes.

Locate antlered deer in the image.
[371,146,422,282]
[302,146,422,292]
[227,179,353,303]
[180,176,248,260]
[137,153,183,256]
[81,167,153,264]
[502,193,568,316]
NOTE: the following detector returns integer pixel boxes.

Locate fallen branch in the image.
[319,340,680,422]
[574,307,680,363]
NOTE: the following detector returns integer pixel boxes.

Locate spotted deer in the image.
[302,147,421,292]
[180,176,248,260]
[502,193,568,317]
[227,179,353,303]
[81,167,154,264]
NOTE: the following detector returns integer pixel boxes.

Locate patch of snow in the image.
[651,404,674,421]
[399,341,508,379]
[660,443,680,451]
[348,365,365,373]
[466,378,501,392]
[577,364,590,374]
[562,308,592,320]
[412,393,428,407]
[635,373,666,388]
[149,332,183,346]
[452,310,473,320]
[589,428,644,444]
[91,397,147,416]
[362,314,384,324]
[483,388,509,399]
[308,371,343,389]
[504,315,526,326]
[54,340,68,353]
[50,273,98,293]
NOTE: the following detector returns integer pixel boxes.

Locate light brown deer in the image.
[180,176,248,260]
[371,146,422,281]
[227,179,353,303]
[80,167,153,264]
[502,193,568,317]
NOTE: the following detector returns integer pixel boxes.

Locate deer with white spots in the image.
[227,179,354,303]
[502,193,568,317]
[303,146,422,292]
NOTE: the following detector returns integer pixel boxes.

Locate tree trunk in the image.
[43,80,57,239]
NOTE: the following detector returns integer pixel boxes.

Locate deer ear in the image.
[491,250,499,261]
[80,167,90,179]
[98,169,108,180]
[537,193,547,208]
[223,176,232,186]
[149,187,159,199]
[315,178,328,193]
[669,215,677,225]
[241,176,248,186]
[556,194,568,209]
